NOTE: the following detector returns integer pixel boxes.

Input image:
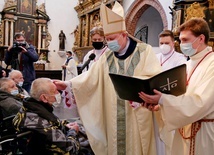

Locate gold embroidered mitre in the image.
[100,1,126,35]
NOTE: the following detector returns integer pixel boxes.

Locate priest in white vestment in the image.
[139,18,214,155]
[54,1,170,155]
[62,51,78,81]
[156,30,187,71]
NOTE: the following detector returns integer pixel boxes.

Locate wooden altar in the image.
[171,0,214,50]
[73,0,123,63]
[35,70,62,80]
[0,0,51,63]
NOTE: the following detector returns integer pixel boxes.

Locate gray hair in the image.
[8,70,22,79]
[0,78,13,92]
[30,78,53,100]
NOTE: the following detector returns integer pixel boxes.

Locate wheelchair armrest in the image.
[0,131,33,145]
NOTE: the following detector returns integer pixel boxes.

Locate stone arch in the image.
[125,0,168,36]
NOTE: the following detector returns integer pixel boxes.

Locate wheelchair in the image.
[0,115,33,155]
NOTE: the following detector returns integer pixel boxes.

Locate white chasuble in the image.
[71,43,163,155]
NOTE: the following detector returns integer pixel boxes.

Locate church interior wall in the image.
[0,0,79,70]
[124,0,172,31]
[0,0,174,71]
[37,0,79,70]
[135,7,163,47]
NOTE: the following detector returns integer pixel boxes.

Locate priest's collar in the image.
[190,46,212,60]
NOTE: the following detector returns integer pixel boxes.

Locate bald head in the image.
[30,78,56,101]
[9,70,24,85]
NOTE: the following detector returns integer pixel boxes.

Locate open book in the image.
[109,64,187,103]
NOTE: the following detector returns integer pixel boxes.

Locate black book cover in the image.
[109,64,187,103]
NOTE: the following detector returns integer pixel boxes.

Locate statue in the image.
[71,26,79,46]
[4,0,17,9]
[59,30,66,50]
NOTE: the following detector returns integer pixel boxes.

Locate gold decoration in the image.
[45,31,52,48]
[0,22,4,46]
[4,0,17,9]
[208,0,214,9]
[185,2,206,21]
[74,0,120,63]
[71,25,79,47]
[37,3,46,13]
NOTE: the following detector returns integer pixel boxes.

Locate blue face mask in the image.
[107,40,121,52]
[18,81,23,87]
[52,93,62,107]
[180,37,199,57]
[11,89,19,96]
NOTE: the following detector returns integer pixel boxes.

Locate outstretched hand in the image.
[53,80,67,90]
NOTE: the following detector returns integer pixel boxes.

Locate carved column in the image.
[4,19,9,46]
[42,25,46,49]
[38,24,42,51]
[85,14,89,46]
[10,20,14,46]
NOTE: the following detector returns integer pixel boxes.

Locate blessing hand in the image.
[53,80,67,90]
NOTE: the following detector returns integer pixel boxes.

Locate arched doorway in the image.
[125,0,168,46]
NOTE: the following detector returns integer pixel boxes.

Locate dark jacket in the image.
[0,90,22,119]
[0,66,5,78]
[4,44,39,83]
[13,97,80,155]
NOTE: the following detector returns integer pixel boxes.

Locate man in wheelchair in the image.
[13,78,80,155]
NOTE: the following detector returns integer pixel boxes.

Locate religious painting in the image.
[90,12,100,29]
[89,12,100,46]
[15,18,37,46]
[20,0,33,15]
[81,17,87,47]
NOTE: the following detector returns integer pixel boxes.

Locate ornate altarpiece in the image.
[0,0,51,66]
[171,0,214,51]
[73,0,123,63]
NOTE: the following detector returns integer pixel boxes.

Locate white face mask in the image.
[52,93,61,107]
[160,44,171,55]
[18,81,23,87]
[11,89,19,96]
[180,37,199,57]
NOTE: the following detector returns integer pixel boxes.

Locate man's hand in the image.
[138,89,162,111]
[62,65,66,69]
[66,122,79,132]
[53,80,67,90]
[19,46,27,53]
[7,45,13,51]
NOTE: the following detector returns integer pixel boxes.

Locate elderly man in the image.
[8,70,29,98]
[13,78,80,155]
[0,78,22,118]
[54,2,163,155]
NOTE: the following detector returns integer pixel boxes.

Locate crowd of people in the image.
[0,1,214,155]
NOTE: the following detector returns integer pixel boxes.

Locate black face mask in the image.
[92,42,104,50]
